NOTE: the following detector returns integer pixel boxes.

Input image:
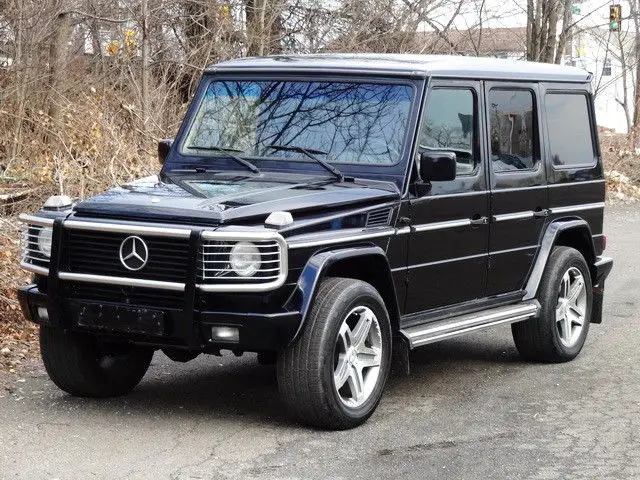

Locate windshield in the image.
[182,80,414,166]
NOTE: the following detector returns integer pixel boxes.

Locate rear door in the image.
[541,83,605,253]
[404,79,489,314]
[485,82,548,295]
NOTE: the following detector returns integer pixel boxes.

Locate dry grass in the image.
[0,217,38,374]
[1,88,174,373]
[600,131,640,202]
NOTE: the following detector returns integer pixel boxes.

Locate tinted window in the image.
[546,93,595,167]
[419,88,476,175]
[182,81,414,166]
[489,89,537,172]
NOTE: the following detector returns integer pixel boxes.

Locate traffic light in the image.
[610,4,622,31]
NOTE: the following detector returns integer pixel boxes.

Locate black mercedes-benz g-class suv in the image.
[18,54,613,430]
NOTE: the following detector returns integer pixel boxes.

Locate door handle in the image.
[533,208,551,218]
[469,215,489,226]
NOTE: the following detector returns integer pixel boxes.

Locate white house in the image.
[420,0,636,133]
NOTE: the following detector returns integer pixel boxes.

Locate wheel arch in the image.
[524,218,596,300]
[284,246,401,344]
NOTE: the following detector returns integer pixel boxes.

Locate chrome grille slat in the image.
[204,276,281,281]
[198,266,282,273]
[199,239,284,285]
[18,221,50,274]
[201,259,280,265]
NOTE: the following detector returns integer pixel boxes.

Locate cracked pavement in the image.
[1,204,639,479]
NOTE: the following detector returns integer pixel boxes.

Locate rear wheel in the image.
[512,246,592,362]
[277,277,392,430]
[40,326,153,397]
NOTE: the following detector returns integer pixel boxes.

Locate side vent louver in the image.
[366,208,393,227]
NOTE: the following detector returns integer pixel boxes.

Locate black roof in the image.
[206,53,591,83]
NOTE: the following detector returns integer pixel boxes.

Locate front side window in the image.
[182,80,414,166]
[546,93,595,168]
[489,89,538,172]
[418,88,477,175]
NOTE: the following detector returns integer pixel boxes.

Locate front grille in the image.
[63,281,184,309]
[199,239,283,283]
[65,230,189,283]
[20,223,51,272]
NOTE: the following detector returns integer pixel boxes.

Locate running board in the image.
[400,301,540,349]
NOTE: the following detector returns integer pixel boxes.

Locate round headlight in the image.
[37,226,53,258]
[229,242,260,277]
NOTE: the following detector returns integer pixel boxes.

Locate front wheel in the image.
[40,326,153,397]
[277,277,392,430]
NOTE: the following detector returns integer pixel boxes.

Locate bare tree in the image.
[527,0,567,63]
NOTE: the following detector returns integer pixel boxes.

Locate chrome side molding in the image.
[413,218,471,232]
[549,202,605,214]
[287,227,395,249]
[493,211,535,222]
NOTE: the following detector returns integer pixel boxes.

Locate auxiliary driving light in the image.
[211,326,239,343]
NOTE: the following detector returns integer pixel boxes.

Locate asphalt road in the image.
[1,204,639,480]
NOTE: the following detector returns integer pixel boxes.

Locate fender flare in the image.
[523,219,595,300]
[284,246,399,344]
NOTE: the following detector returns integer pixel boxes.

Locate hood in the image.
[73,173,400,226]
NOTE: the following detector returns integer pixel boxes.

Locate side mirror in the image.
[419,151,457,182]
[158,139,174,165]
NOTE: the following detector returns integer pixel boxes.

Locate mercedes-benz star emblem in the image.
[119,236,149,271]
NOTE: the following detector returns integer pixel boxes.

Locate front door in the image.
[485,83,548,295]
[405,80,490,314]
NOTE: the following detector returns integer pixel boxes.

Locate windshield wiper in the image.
[186,145,260,174]
[266,144,344,182]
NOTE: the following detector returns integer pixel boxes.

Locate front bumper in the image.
[591,256,614,324]
[18,283,302,351]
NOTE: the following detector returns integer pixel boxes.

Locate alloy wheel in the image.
[333,306,383,408]
[555,266,587,348]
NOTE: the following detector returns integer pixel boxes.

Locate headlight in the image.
[229,242,260,277]
[37,226,53,257]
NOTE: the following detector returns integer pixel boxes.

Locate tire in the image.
[256,351,277,366]
[40,326,153,398]
[512,246,593,363]
[277,277,392,430]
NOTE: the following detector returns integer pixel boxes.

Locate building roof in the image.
[208,54,591,83]
[420,27,528,56]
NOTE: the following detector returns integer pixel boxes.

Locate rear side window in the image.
[546,93,595,168]
[488,89,538,172]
